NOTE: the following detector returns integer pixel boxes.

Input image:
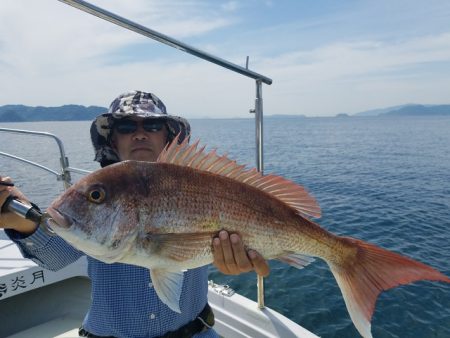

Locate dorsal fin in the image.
[158,134,321,218]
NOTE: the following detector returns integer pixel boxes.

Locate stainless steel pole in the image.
[255,79,265,309]
[57,0,272,85]
[255,80,264,173]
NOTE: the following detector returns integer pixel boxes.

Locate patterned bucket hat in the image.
[90,90,191,167]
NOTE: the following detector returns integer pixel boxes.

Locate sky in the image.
[1,0,450,117]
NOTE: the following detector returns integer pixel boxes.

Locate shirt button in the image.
[148,282,153,288]
[150,313,156,320]
[25,241,34,247]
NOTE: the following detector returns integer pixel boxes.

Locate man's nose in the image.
[132,124,148,140]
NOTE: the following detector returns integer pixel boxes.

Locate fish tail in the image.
[328,237,450,338]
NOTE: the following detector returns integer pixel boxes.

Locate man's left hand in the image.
[212,230,270,277]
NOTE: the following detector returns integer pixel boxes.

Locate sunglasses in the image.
[114,119,165,134]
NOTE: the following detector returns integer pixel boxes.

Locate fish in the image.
[46,135,450,338]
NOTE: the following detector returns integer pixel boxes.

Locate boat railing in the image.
[0,127,91,190]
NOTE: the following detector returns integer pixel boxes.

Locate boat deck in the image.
[0,230,87,301]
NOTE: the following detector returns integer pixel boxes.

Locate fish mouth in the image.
[46,207,75,230]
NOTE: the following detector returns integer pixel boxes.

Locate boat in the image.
[0,0,319,337]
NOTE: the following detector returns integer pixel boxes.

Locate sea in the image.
[1,116,449,338]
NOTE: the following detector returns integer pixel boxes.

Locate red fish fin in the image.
[256,175,321,218]
[157,134,321,219]
[277,253,315,269]
[329,237,450,338]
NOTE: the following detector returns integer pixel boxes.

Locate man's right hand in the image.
[0,176,39,234]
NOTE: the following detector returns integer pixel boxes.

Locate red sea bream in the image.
[47,136,450,338]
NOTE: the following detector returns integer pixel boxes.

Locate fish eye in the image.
[88,187,106,204]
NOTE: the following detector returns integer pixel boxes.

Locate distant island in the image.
[1,103,450,122]
[0,104,107,122]
[353,104,450,117]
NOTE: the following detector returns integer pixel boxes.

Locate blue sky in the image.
[1,0,450,117]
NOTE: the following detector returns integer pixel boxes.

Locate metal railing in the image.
[0,128,91,189]
[57,0,272,86]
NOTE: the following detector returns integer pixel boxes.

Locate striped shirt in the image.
[6,227,219,338]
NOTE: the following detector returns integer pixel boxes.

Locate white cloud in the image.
[221,1,240,12]
[255,32,450,115]
[0,0,238,108]
[0,0,234,73]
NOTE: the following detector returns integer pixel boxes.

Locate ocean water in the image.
[1,116,449,338]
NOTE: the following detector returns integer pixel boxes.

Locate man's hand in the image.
[212,230,270,277]
[0,176,38,234]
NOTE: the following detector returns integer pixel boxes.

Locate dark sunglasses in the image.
[114,119,165,134]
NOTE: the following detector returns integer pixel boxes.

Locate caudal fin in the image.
[328,237,450,338]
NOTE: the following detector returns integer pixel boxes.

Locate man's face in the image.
[111,117,169,162]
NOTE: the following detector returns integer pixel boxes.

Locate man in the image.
[0,90,269,338]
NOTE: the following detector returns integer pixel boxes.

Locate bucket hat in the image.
[90,90,190,167]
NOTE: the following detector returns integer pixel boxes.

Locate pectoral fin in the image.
[150,269,184,313]
[276,253,315,269]
[144,232,216,262]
